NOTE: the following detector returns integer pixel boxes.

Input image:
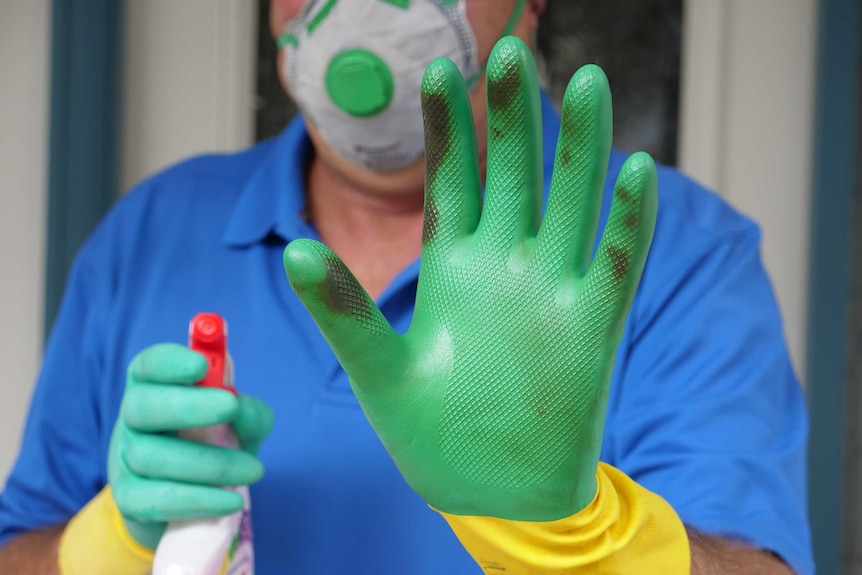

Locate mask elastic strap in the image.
[500,0,529,38]
[465,0,528,88]
[278,32,298,49]
[278,0,337,48]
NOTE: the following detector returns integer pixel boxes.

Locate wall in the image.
[0,1,51,481]
[121,0,257,191]
[680,0,819,381]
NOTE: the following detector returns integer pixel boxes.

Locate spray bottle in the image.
[153,313,254,575]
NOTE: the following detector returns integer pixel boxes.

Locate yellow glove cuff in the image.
[438,462,690,575]
[58,486,155,575]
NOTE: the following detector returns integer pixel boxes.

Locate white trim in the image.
[678,0,729,192]
[215,0,258,153]
[679,0,819,381]
[121,0,258,191]
[0,0,51,480]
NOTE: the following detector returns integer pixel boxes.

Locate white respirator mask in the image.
[279,0,527,172]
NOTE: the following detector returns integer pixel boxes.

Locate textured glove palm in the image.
[108,343,274,549]
[283,36,657,521]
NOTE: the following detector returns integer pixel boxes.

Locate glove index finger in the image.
[420,57,481,259]
[129,343,209,386]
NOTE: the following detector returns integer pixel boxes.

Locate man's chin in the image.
[305,122,428,197]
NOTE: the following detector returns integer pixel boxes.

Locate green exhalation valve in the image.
[325,49,395,117]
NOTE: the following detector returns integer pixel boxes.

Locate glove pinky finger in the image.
[584,152,657,334]
[114,475,244,525]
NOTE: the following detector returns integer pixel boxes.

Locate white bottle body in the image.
[153,465,253,575]
[153,333,254,575]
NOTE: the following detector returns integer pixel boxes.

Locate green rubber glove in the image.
[283,36,657,522]
[108,343,275,549]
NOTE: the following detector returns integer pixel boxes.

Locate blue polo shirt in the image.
[0,94,813,574]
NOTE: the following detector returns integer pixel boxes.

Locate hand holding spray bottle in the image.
[153,313,254,575]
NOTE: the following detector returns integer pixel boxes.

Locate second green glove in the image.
[284,36,657,522]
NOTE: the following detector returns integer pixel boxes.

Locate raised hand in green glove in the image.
[108,343,274,549]
[283,36,657,522]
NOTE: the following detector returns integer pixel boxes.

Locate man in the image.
[0,0,813,573]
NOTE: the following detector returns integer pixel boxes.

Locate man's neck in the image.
[306,157,426,300]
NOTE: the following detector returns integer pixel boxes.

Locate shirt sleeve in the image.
[609,223,814,575]
[0,231,113,548]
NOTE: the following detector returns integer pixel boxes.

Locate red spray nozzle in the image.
[189,313,235,394]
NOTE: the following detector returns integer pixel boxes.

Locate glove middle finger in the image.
[122,384,239,432]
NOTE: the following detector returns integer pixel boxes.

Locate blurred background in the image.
[0,0,858,571]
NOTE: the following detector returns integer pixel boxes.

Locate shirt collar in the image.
[223,117,315,248]
[224,91,562,249]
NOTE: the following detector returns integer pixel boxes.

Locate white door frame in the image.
[678,0,820,382]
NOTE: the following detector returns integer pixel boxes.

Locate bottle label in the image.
[225,486,254,575]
